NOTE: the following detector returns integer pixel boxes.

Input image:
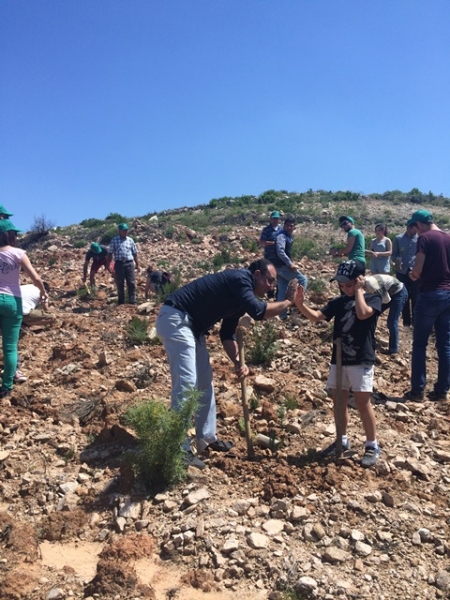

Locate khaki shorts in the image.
[326,364,374,392]
[22,309,56,327]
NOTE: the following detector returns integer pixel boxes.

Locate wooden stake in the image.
[236,328,255,458]
[334,337,344,459]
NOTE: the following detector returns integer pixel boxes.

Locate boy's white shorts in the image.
[326,364,374,392]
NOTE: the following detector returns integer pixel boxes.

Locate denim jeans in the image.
[382,286,408,353]
[276,265,308,318]
[396,271,419,326]
[411,290,450,395]
[156,305,217,447]
[0,294,23,391]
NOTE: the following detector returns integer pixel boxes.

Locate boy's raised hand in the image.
[354,275,365,290]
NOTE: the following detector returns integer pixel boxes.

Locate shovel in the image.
[334,337,344,459]
[236,326,255,459]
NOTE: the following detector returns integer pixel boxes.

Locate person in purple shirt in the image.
[404,210,450,402]
[156,258,298,468]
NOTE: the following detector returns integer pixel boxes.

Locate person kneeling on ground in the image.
[145,266,172,299]
[13,282,55,383]
[362,274,408,356]
[83,242,112,288]
[295,260,382,468]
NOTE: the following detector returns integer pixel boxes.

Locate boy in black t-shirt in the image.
[295,260,382,468]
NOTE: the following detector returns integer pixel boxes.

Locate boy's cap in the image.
[0,204,13,217]
[330,260,365,283]
[338,215,354,225]
[407,209,433,227]
[90,242,102,254]
[0,219,22,234]
[118,223,129,231]
[270,211,281,218]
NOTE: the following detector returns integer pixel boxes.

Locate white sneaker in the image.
[14,370,27,384]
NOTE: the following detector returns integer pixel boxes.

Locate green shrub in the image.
[105,212,127,222]
[123,391,199,492]
[292,237,322,260]
[212,249,230,270]
[80,217,103,228]
[100,225,118,244]
[283,394,298,411]
[241,238,259,253]
[307,277,327,297]
[127,316,149,344]
[248,322,278,365]
[74,239,88,248]
[164,225,176,239]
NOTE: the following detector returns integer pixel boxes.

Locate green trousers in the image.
[0,294,23,391]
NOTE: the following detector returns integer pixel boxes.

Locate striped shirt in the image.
[109,235,138,262]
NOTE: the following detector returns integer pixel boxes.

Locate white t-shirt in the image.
[20,284,41,315]
[364,274,404,305]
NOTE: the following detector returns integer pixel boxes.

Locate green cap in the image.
[270,211,281,219]
[407,209,433,227]
[90,242,102,254]
[0,219,22,234]
[118,223,129,231]
[339,215,354,225]
[0,204,13,217]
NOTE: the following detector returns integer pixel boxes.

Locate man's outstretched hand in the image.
[294,285,305,308]
[285,279,299,304]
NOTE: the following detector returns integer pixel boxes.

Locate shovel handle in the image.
[236,328,255,458]
[334,338,344,458]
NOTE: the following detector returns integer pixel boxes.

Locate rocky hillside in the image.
[1,202,450,600]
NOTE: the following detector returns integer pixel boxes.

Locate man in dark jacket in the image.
[156,258,297,467]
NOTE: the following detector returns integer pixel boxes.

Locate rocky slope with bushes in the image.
[1,193,450,600]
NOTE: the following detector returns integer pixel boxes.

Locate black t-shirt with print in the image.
[320,293,382,366]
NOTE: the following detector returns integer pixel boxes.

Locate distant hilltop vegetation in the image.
[25,188,450,250]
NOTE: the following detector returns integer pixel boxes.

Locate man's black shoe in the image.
[403,390,424,402]
[427,390,448,402]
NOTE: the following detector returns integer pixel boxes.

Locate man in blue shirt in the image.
[273,215,308,319]
[259,211,282,263]
[391,224,418,327]
[108,223,139,305]
[156,258,298,468]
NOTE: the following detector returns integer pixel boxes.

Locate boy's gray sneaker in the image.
[321,439,350,458]
[361,446,381,468]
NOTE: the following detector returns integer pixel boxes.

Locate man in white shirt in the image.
[14,284,55,383]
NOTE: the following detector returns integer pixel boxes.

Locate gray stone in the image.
[262,519,284,536]
[322,547,349,563]
[247,532,269,549]
[222,537,239,554]
[46,589,65,600]
[290,506,310,522]
[354,541,372,556]
[436,571,450,592]
[183,487,209,507]
[59,481,79,494]
[254,375,276,393]
[295,576,318,594]
[119,498,141,519]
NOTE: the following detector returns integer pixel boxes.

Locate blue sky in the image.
[1,1,449,231]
